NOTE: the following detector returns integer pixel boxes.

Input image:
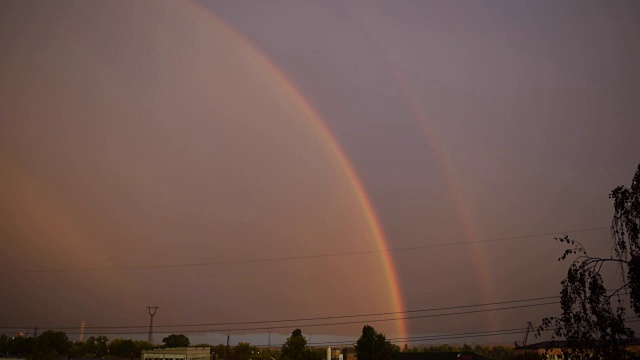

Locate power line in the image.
[390,328,532,343]
[303,327,532,347]
[5,319,637,346]
[6,321,640,347]
[268,331,531,348]
[1,226,608,274]
[312,329,536,347]
[389,318,640,346]
[1,301,559,335]
[0,295,558,330]
[0,326,537,347]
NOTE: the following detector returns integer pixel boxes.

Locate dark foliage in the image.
[162,333,191,348]
[281,329,319,360]
[539,163,640,359]
[355,325,398,360]
[109,338,138,358]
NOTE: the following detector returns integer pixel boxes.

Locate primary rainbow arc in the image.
[187,1,408,339]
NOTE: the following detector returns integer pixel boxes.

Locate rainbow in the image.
[185,2,408,339]
[348,10,498,331]
[393,72,497,330]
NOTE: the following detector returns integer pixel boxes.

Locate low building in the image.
[514,341,564,359]
[142,347,211,360]
[515,340,640,359]
[394,351,495,360]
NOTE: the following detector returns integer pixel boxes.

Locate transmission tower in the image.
[147,306,159,344]
[514,321,534,348]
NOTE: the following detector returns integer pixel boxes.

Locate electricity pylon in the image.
[147,306,159,344]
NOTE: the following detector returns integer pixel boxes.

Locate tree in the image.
[303,347,325,360]
[254,347,281,360]
[163,333,190,348]
[134,340,154,357]
[35,330,70,359]
[232,342,259,360]
[0,334,9,355]
[212,343,228,359]
[281,329,307,360]
[8,335,34,356]
[68,341,85,358]
[354,325,397,360]
[540,163,640,359]
[423,344,456,353]
[110,338,137,358]
[86,335,109,357]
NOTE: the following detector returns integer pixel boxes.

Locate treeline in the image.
[1,327,529,360]
[401,343,515,360]
[0,331,288,360]
[0,331,153,359]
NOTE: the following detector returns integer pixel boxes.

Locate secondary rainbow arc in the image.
[347,7,498,332]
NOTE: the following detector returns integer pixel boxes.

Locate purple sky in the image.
[1,0,639,347]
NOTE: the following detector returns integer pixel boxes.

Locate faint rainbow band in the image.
[348,8,498,332]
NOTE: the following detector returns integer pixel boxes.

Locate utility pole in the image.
[147,306,159,344]
[226,334,230,359]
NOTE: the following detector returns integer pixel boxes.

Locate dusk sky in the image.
[1,0,639,347]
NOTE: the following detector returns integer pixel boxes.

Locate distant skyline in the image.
[1,0,639,346]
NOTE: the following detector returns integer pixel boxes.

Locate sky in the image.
[1,0,640,347]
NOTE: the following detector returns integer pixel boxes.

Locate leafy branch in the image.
[538,164,640,360]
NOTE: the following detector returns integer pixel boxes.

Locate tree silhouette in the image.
[354,325,397,360]
[162,333,190,348]
[281,329,307,360]
[540,163,640,359]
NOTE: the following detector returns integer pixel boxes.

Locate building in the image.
[142,347,211,360]
[394,351,495,360]
[515,340,640,359]
[514,341,565,360]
